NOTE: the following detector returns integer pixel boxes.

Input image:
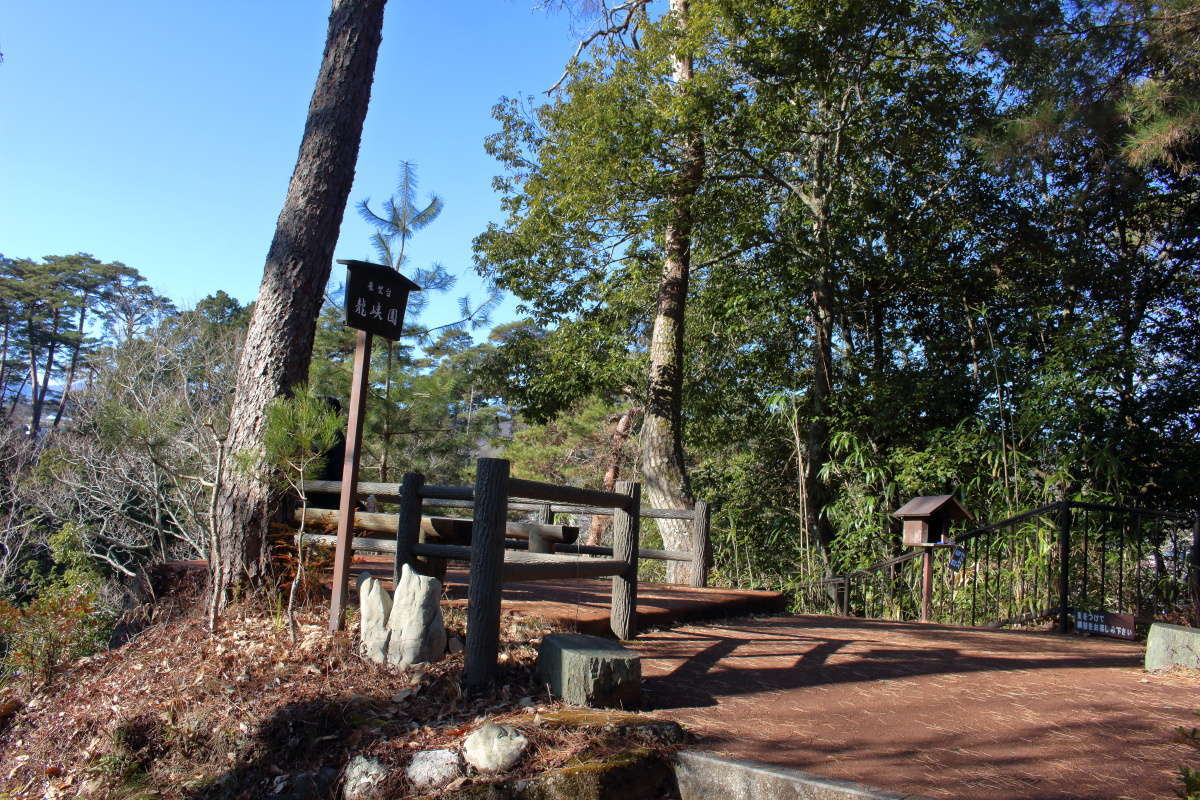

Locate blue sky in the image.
[1,1,585,332]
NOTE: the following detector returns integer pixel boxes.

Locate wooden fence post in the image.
[1058,502,1073,634]
[920,547,934,622]
[393,472,424,584]
[328,329,372,633]
[464,458,510,690]
[611,481,640,640]
[689,500,711,588]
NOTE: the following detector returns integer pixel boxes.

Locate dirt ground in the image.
[629,615,1198,800]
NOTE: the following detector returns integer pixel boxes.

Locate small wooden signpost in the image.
[328,260,420,633]
[893,495,973,622]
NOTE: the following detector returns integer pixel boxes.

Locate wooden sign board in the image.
[1073,609,1136,640]
[342,259,420,341]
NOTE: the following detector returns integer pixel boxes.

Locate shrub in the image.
[0,586,108,686]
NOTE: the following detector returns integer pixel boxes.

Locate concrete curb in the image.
[673,750,934,800]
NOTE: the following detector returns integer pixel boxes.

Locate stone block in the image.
[1145,622,1200,671]
[357,574,391,665]
[386,563,447,668]
[536,633,640,708]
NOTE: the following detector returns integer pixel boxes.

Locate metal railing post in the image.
[1058,502,1073,634]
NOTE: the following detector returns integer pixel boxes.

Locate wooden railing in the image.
[298,472,711,586]
[297,458,711,687]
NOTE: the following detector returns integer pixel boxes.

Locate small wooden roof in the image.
[892,495,973,521]
[337,259,423,292]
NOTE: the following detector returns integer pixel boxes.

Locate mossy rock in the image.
[420,748,677,800]
[535,709,685,743]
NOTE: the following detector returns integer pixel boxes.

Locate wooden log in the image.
[502,553,626,582]
[610,481,640,640]
[413,543,629,578]
[689,500,711,588]
[394,472,423,583]
[302,532,395,552]
[556,542,692,562]
[301,478,402,504]
[297,508,574,542]
[420,484,475,501]
[300,480,691,521]
[465,458,509,691]
[410,544,626,581]
[507,477,633,512]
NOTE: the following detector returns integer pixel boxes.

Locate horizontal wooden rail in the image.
[551,541,692,562]
[301,479,401,504]
[299,480,694,519]
[302,532,395,552]
[413,543,629,582]
[420,484,475,501]
[297,508,576,543]
[506,477,633,511]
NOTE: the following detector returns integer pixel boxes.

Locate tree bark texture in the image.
[212,0,387,604]
[587,405,641,546]
[641,0,703,584]
[53,305,87,428]
[804,261,837,561]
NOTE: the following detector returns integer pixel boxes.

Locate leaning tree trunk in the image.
[642,0,703,584]
[211,0,388,608]
[587,405,642,546]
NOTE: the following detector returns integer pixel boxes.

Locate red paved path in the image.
[629,616,1198,800]
[345,556,1196,798]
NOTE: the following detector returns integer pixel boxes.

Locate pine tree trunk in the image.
[29,307,62,437]
[211,0,388,606]
[52,305,87,428]
[25,318,41,436]
[642,0,702,584]
[0,320,10,409]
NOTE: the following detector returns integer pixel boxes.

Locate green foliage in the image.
[258,386,345,494]
[1177,711,1200,799]
[0,525,111,686]
[472,0,1200,601]
[503,396,636,487]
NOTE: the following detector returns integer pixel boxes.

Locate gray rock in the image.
[357,574,392,665]
[463,722,530,773]
[1145,622,1200,671]
[342,755,389,800]
[536,633,641,708]
[406,748,462,791]
[387,563,447,667]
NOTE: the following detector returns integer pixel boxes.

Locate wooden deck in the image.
[347,554,787,636]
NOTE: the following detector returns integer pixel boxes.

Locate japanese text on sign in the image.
[1073,610,1135,640]
[341,260,420,341]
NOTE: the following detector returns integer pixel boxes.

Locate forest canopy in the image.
[1,0,1197,618]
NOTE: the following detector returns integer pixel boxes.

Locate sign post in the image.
[328,260,420,633]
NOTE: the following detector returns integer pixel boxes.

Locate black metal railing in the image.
[795,501,1198,632]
